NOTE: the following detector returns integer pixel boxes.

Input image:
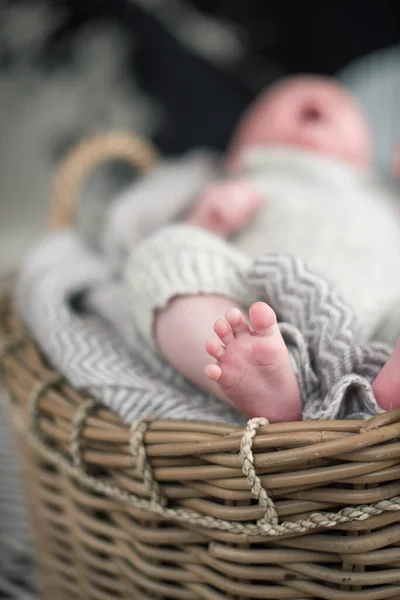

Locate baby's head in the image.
[227,75,371,172]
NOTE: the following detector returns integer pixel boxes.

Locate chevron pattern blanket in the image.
[16,230,389,425]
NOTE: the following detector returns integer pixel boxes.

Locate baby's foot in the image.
[372,340,400,412]
[205,302,302,422]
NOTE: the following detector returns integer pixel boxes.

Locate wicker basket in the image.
[2,132,400,600]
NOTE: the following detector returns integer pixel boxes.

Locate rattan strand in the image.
[49,131,159,229]
[3,305,400,598]
[12,356,400,538]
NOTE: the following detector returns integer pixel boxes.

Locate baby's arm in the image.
[184,179,263,237]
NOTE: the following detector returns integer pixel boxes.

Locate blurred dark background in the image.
[14,0,400,154]
[0,0,400,274]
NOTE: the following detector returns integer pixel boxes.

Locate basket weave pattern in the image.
[3,297,400,599]
[3,132,400,599]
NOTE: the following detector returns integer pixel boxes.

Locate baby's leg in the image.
[156,295,242,399]
[155,295,302,422]
[372,341,400,411]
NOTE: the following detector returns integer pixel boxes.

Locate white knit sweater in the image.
[125,147,400,349]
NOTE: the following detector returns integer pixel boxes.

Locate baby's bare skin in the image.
[205,303,302,422]
[185,180,263,236]
[155,75,400,422]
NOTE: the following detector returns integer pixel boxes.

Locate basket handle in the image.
[49,131,159,229]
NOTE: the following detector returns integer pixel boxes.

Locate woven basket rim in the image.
[3,292,400,541]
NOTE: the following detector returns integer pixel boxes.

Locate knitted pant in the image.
[126,225,391,420]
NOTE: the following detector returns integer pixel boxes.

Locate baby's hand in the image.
[185,180,263,236]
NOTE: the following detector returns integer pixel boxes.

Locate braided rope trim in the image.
[240,417,278,526]
[131,417,167,507]
[21,384,400,537]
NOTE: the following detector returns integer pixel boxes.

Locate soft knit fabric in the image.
[125,225,253,347]
[237,148,400,344]
[102,149,221,266]
[125,147,400,349]
[15,231,388,425]
[16,231,246,426]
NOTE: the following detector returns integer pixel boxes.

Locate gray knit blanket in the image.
[15,229,389,425]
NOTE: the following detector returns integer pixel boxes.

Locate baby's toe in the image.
[225,308,250,336]
[205,363,222,382]
[249,302,278,335]
[214,319,234,343]
[206,339,225,359]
